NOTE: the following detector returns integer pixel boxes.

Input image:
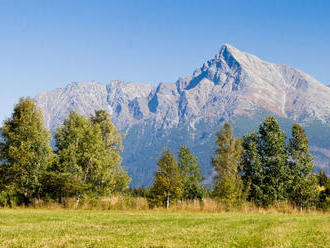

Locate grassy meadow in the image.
[0,209,329,248]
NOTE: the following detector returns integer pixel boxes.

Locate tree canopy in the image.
[0,97,53,205]
[150,147,182,208]
[178,145,204,200]
[212,122,245,207]
[54,110,130,202]
[287,123,318,209]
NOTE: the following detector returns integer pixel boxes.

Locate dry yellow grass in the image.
[23,197,326,215]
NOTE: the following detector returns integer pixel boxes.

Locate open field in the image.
[0,209,329,248]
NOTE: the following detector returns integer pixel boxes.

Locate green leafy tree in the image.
[241,131,264,206]
[258,116,288,207]
[0,97,53,205]
[212,122,245,206]
[54,110,130,204]
[90,110,130,193]
[150,147,182,208]
[287,123,318,210]
[178,145,204,200]
[90,110,123,151]
[317,171,330,210]
[55,111,99,203]
[40,169,83,203]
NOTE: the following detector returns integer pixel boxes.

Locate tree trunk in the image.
[37,194,41,207]
[76,194,81,207]
[24,191,29,206]
[166,193,170,209]
[59,191,62,204]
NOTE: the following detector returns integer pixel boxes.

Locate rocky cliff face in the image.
[35,44,330,186]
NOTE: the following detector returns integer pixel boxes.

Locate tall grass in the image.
[168,199,323,214]
[5,196,326,214]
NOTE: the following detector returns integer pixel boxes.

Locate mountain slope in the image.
[35,44,330,186]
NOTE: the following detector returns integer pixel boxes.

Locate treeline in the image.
[213,119,329,210]
[137,118,329,210]
[0,98,130,206]
[0,97,329,210]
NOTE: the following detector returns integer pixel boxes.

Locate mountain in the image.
[35,44,330,186]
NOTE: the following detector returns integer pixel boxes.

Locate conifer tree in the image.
[212,122,245,206]
[288,123,318,209]
[0,97,53,205]
[178,145,204,200]
[241,131,264,206]
[150,147,182,208]
[258,116,288,206]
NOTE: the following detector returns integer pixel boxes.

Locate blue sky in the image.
[0,0,329,122]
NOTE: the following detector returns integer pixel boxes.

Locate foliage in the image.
[40,170,83,203]
[257,116,288,206]
[54,110,130,202]
[90,110,130,193]
[149,147,182,208]
[241,117,320,209]
[90,110,123,155]
[212,122,245,207]
[317,171,330,210]
[0,98,325,211]
[241,131,264,206]
[287,123,318,209]
[178,145,204,200]
[126,187,150,198]
[0,97,53,205]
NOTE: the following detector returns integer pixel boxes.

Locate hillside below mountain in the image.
[35,44,330,186]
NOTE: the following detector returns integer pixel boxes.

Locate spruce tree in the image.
[288,123,318,209]
[150,147,182,208]
[212,122,244,206]
[258,116,288,206]
[178,145,204,200]
[241,131,264,206]
[0,97,53,205]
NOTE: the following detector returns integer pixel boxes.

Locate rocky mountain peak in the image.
[34,44,330,185]
[217,43,241,59]
[36,44,330,131]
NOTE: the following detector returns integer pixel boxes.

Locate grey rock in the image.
[35,44,330,185]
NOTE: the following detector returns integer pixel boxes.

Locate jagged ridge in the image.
[35,44,330,186]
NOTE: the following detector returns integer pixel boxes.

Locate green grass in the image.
[0,209,329,248]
